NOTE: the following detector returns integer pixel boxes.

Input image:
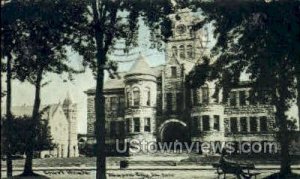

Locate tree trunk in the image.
[22,68,43,176]
[276,76,292,175]
[95,61,106,179]
[297,75,300,129]
[91,1,107,178]
[5,54,13,177]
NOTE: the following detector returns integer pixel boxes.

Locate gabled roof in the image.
[126,54,155,76]
[104,72,126,90]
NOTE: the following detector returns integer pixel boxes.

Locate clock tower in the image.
[166,8,208,73]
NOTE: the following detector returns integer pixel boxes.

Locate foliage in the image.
[185,0,300,175]
[1,109,55,155]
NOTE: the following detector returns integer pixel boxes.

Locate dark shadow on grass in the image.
[7,172,51,179]
[263,173,300,179]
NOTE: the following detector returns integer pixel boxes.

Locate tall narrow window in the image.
[133,88,140,106]
[187,45,193,58]
[192,116,198,134]
[118,97,125,116]
[249,90,256,105]
[144,118,151,132]
[133,118,140,132]
[166,93,173,112]
[110,96,118,111]
[119,121,125,136]
[172,46,178,57]
[240,117,248,132]
[229,91,237,106]
[193,89,199,105]
[239,91,246,106]
[202,85,209,104]
[145,88,151,106]
[213,115,220,131]
[202,115,210,131]
[250,117,258,132]
[126,118,131,133]
[260,116,268,132]
[230,117,238,133]
[171,66,177,78]
[179,45,185,59]
[127,91,132,107]
[110,121,116,137]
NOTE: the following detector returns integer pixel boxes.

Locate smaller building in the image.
[4,93,79,158]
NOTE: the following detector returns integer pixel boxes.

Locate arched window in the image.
[171,46,177,57]
[145,87,151,106]
[179,45,185,59]
[133,87,140,106]
[126,90,132,107]
[187,45,193,58]
[201,85,209,104]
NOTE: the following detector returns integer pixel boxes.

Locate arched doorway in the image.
[159,119,189,143]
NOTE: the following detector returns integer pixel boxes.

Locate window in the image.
[166,93,173,112]
[239,91,246,106]
[202,85,209,104]
[145,88,151,106]
[193,89,199,105]
[240,117,248,132]
[250,117,258,132]
[133,118,140,132]
[229,91,237,106]
[176,93,182,112]
[144,118,151,132]
[192,116,200,133]
[171,66,177,78]
[133,88,140,106]
[249,90,256,105]
[179,45,185,59]
[172,46,177,57]
[119,121,125,136]
[110,121,116,136]
[260,116,268,132]
[110,97,118,111]
[202,115,210,131]
[187,45,193,58]
[118,97,125,116]
[127,91,132,107]
[213,115,220,131]
[126,118,131,133]
[230,117,238,133]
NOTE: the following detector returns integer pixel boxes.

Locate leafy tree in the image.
[70,1,173,178]
[186,0,300,176]
[1,0,87,176]
[1,110,55,157]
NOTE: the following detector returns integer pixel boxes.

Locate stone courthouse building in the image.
[85,9,281,152]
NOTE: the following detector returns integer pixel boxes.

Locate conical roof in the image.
[126,54,155,76]
[63,92,73,106]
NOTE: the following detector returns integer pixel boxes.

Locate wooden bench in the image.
[212,162,261,179]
